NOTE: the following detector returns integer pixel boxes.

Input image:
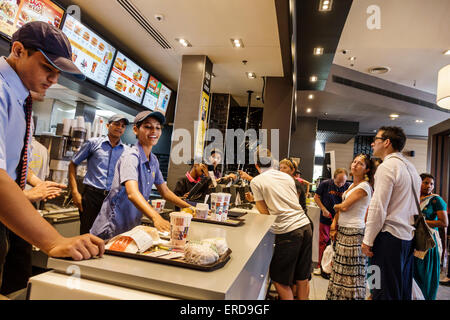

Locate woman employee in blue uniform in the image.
[90,111,192,239]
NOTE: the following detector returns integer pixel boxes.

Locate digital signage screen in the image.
[62,14,116,85]
[0,0,64,38]
[106,51,149,104]
[142,76,171,114]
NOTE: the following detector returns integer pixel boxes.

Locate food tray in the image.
[105,248,232,272]
[191,217,245,227]
[227,209,248,218]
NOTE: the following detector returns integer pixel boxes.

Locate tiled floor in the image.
[307,271,450,300]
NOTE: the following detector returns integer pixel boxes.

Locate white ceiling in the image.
[333,0,450,95]
[63,0,283,107]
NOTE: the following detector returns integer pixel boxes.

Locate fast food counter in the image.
[28,212,276,300]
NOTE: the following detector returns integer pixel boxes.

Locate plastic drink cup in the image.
[169,212,192,248]
[213,193,225,221]
[210,193,218,220]
[151,199,166,213]
[221,193,232,222]
[195,203,209,220]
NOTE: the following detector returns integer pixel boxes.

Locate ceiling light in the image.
[437,64,450,109]
[212,73,216,78]
[443,50,450,55]
[308,94,314,100]
[313,47,323,55]
[369,66,390,74]
[319,0,332,11]
[390,114,399,119]
[349,56,356,61]
[231,38,244,48]
[306,108,312,113]
[310,75,318,82]
[175,38,192,47]
[246,72,256,79]
[415,119,423,123]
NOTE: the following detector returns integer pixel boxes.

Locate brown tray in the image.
[105,248,232,272]
[191,217,245,227]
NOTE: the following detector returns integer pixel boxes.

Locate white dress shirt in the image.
[363,152,421,246]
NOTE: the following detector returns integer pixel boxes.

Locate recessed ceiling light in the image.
[415,119,424,123]
[175,38,192,47]
[349,56,356,61]
[308,94,314,100]
[212,73,216,78]
[231,38,244,48]
[369,66,390,74]
[313,47,323,55]
[310,75,318,82]
[390,114,399,119]
[443,50,450,55]
[319,0,332,11]
[306,108,312,113]
[246,72,256,79]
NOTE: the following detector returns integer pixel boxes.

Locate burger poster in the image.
[155,84,171,115]
[62,14,116,85]
[142,76,161,111]
[0,0,63,37]
[107,51,149,104]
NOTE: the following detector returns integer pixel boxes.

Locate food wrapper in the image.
[182,207,196,217]
[106,226,160,253]
[201,238,229,255]
[184,241,219,265]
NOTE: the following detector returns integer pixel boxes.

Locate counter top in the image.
[48,212,276,300]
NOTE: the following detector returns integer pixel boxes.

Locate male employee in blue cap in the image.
[0,21,105,295]
[69,114,130,234]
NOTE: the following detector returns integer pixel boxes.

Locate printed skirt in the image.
[326,226,368,300]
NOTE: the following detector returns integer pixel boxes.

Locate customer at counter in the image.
[250,147,312,300]
[0,21,105,292]
[208,149,236,182]
[173,161,209,201]
[90,111,193,240]
[279,158,307,215]
[69,114,129,234]
[313,168,350,277]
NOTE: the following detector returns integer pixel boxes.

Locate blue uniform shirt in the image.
[90,142,165,239]
[0,57,30,181]
[316,179,350,225]
[72,136,127,191]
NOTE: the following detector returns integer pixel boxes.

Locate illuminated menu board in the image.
[106,51,149,104]
[154,84,171,115]
[142,76,171,114]
[62,14,116,85]
[0,0,64,38]
[142,76,161,111]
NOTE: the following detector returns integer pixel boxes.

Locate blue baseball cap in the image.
[134,111,165,126]
[11,21,85,80]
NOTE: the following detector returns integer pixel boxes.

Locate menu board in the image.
[62,14,116,85]
[142,76,161,111]
[154,84,171,115]
[106,51,149,104]
[0,0,63,38]
[142,76,171,114]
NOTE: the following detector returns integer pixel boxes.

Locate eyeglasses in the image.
[373,136,386,143]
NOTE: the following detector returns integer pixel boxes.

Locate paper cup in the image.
[196,203,209,220]
[169,212,192,248]
[212,193,225,221]
[151,199,166,213]
[221,193,231,222]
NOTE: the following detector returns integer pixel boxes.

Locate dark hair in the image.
[354,154,377,187]
[333,168,348,178]
[254,146,273,168]
[420,173,435,181]
[379,126,407,152]
[9,42,37,55]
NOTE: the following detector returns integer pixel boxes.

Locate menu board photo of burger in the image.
[0,0,63,38]
[142,76,162,110]
[107,51,149,104]
[62,14,116,86]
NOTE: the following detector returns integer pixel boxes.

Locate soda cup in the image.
[195,203,209,220]
[221,193,232,222]
[169,211,192,248]
[151,199,166,213]
[213,193,225,221]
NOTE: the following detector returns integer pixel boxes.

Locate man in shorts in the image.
[250,147,312,300]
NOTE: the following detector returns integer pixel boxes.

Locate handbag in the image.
[391,156,435,259]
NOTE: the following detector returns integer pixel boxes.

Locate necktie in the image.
[17,94,33,190]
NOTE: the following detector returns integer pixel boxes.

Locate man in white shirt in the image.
[250,147,312,300]
[362,126,421,300]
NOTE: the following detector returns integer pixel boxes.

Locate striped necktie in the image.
[17,94,33,190]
